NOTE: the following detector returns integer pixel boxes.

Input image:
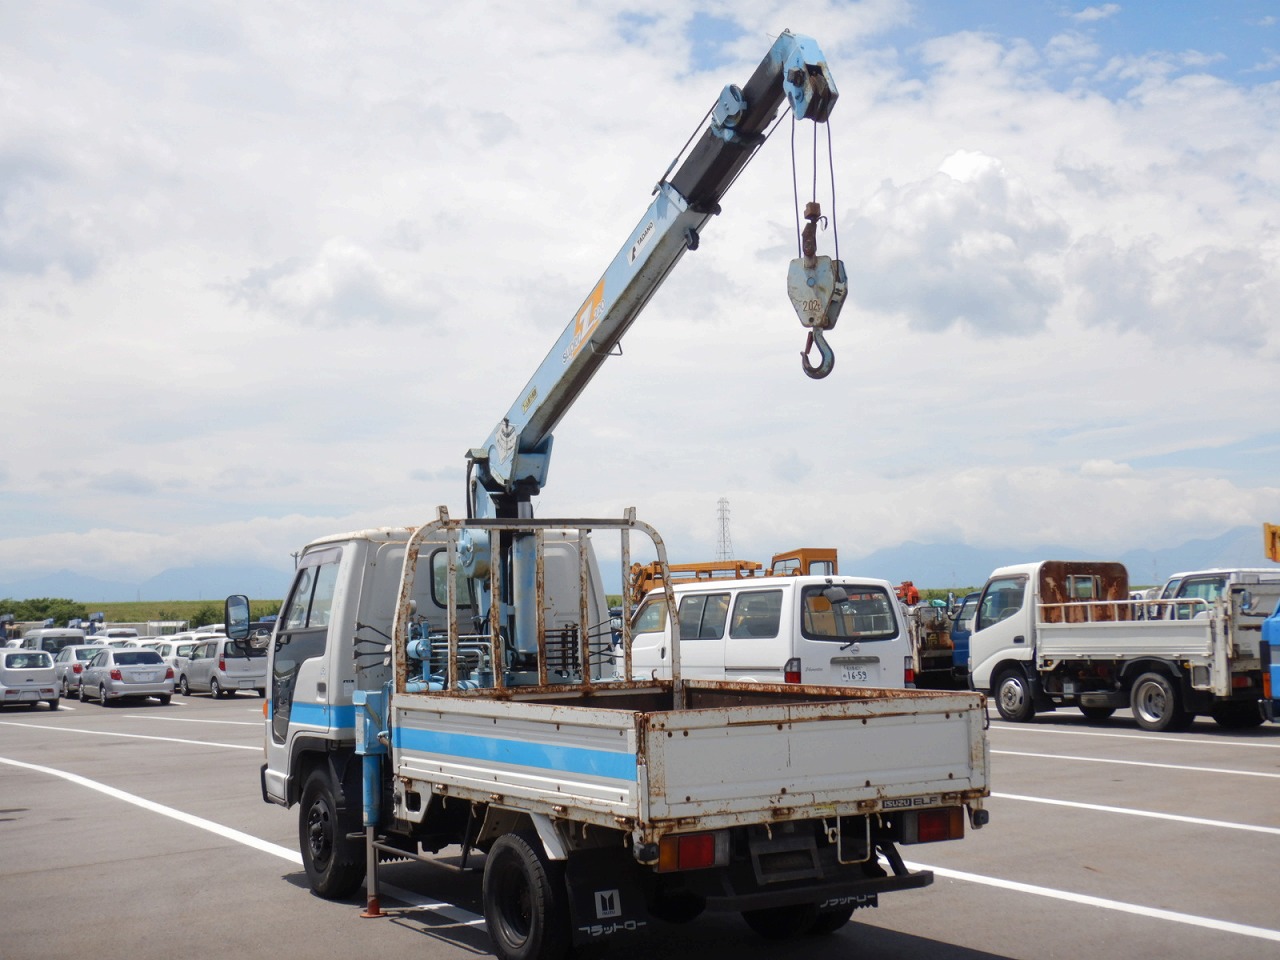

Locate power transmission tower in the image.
[716,498,734,561]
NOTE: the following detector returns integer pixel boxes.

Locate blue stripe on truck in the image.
[393,727,637,780]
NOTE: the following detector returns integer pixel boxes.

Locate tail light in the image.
[219,659,227,672]
[1231,675,1251,690]
[165,667,174,679]
[904,656,916,688]
[900,806,965,844]
[110,669,122,681]
[657,831,729,872]
[72,663,82,674]
[783,657,802,684]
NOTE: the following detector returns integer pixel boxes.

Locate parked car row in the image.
[28,632,269,708]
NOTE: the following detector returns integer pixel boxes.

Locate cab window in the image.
[977,577,1027,631]
[632,598,667,634]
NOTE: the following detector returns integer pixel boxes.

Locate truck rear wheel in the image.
[994,670,1036,723]
[483,831,571,960]
[299,769,363,899]
[1210,702,1265,730]
[1130,672,1192,732]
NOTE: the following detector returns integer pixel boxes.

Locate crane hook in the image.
[801,328,835,379]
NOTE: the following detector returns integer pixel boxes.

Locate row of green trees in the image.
[0,598,226,629]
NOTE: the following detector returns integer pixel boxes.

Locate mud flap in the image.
[564,848,651,946]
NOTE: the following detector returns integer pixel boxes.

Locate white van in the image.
[629,575,911,688]
[20,628,88,656]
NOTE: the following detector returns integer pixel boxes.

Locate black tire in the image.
[299,769,363,899]
[1211,702,1265,730]
[79,682,89,703]
[1130,672,1190,732]
[178,676,190,697]
[257,688,267,698]
[99,685,111,707]
[994,669,1036,723]
[47,698,60,711]
[1079,706,1116,721]
[157,694,172,706]
[210,678,223,699]
[808,904,856,935]
[482,831,571,960]
[742,903,818,939]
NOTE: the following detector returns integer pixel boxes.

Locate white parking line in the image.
[905,858,1280,943]
[123,714,261,727]
[992,749,1280,779]
[993,792,1280,835]
[0,754,484,925]
[989,722,1280,750]
[0,754,296,859]
[0,720,258,751]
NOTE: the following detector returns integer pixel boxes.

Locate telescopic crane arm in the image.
[467,30,845,522]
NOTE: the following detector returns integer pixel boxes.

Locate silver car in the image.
[79,648,174,706]
[0,650,59,710]
[179,636,267,698]
[52,644,105,698]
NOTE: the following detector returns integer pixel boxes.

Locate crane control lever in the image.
[787,200,847,379]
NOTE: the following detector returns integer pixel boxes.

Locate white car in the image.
[52,644,106,697]
[146,639,198,683]
[0,650,60,710]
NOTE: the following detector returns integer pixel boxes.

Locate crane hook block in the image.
[787,255,846,379]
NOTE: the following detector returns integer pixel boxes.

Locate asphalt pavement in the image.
[1,692,1278,960]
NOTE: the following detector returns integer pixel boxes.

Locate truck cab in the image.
[260,524,608,810]
[629,575,910,687]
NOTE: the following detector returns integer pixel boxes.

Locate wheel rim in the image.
[1134,680,1168,724]
[491,852,533,947]
[999,677,1026,714]
[306,799,333,869]
[212,679,221,698]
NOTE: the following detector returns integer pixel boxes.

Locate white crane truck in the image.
[227,31,990,960]
[969,560,1280,731]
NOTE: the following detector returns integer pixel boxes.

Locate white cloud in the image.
[1071,5,1121,24]
[1,2,1278,590]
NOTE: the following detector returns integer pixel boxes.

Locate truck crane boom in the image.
[467,30,844,522]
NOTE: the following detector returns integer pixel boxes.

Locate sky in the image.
[2,0,1279,589]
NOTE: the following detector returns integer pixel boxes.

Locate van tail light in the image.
[904,656,916,688]
[783,657,802,684]
[219,659,227,672]
[901,806,965,844]
[110,669,123,681]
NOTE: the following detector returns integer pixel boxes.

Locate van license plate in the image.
[841,668,872,683]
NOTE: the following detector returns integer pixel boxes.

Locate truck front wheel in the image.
[299,769,363,899]
[1130,672,1192,732]
[994,670,1036,723]
[483,831,571,960]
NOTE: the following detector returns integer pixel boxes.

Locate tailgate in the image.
[641,685,988,828]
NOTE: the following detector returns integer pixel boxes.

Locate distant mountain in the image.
[843,525,1272,590]
[0,563,292,603]
[0,526,1271,601]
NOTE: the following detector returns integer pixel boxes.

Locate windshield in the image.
[800,585,899,642]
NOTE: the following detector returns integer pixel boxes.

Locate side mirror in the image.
[225,595,251,640]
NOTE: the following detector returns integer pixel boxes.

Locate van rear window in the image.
[800,585,899,641]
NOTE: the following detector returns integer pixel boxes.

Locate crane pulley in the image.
[788,200,846,378]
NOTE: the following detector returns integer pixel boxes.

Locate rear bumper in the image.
[105,680,175,698]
